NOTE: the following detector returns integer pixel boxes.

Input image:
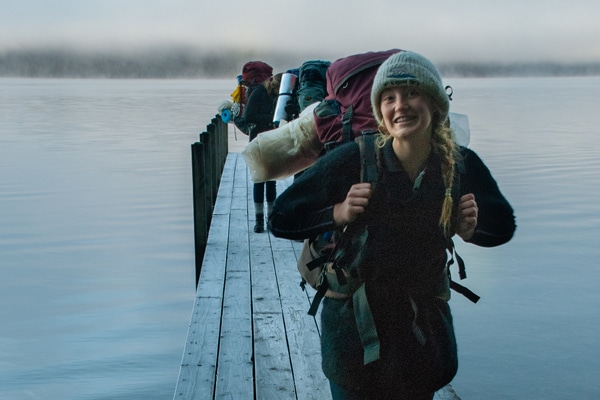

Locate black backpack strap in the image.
[308,281,328,316]
[352,132,383,363]
[446,163,480,304]
[448,238,467,280]
[446,157,480,304]
[447,238,480,303]
[306,255,328,271]
[450,280,480,304]
[341,104,354,143]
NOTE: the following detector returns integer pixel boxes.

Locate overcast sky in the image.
[1,0,599,64]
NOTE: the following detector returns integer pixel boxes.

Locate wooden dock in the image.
[174,147,461,399]
[175,153,331,399]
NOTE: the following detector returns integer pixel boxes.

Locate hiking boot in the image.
[254,213,264,233]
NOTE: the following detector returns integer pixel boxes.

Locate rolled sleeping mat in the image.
[243,102,323,183]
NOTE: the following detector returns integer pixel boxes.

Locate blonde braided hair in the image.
[431,118,459,236]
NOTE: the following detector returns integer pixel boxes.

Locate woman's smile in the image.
[393,114,417,124]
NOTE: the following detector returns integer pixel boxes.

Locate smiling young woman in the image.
[269,50,516,400]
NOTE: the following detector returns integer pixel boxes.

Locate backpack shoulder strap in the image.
[355,131,379,187]
[341,105,354,143]
[447,153,480,303]
[352,131,383,363]
[447,238,480,303]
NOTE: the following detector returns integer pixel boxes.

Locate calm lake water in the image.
[1,77,599,399]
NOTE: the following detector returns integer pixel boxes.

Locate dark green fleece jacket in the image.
[269,140,516,393]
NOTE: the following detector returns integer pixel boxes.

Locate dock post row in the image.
[191,115,228,287]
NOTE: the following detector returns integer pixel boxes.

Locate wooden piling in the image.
[191,114,229,287]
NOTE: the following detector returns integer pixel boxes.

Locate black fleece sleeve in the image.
[460,148,516,247]
[268,142,361,240]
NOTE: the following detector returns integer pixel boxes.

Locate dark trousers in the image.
[253,180,276,205]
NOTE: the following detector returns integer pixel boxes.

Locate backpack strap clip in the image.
[446,239,480,303]
[341,104,354,142]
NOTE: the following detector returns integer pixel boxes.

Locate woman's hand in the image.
[456,193,478,240]
[333,183,372,226]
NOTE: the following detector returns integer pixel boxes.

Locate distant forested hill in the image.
[1,47,599,78]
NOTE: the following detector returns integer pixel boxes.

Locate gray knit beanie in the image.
[371,51,449,126]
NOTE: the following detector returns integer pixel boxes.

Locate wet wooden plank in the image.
[271,239,332,400]
[214,204,254,398]
[250,232,296,399]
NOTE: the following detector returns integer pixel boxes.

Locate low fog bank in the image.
[1,47,599,78]
[439,62,600,77]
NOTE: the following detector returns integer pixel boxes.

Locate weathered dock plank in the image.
[271,241,332,400]
[214,205,254,398]
[250,231,297,399]
[208,154,255,399]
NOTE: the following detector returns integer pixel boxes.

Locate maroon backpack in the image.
[313,49,402,146]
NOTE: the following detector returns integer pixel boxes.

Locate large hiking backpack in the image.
[231,61,273,119]
[231,61,273,134]
[313,49,402,146]
[297,60,330,112]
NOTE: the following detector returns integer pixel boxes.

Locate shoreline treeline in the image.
[1,47,599,78]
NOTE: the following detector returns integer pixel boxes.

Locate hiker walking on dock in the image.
[269,51,516,399]
[237,71,282,232]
